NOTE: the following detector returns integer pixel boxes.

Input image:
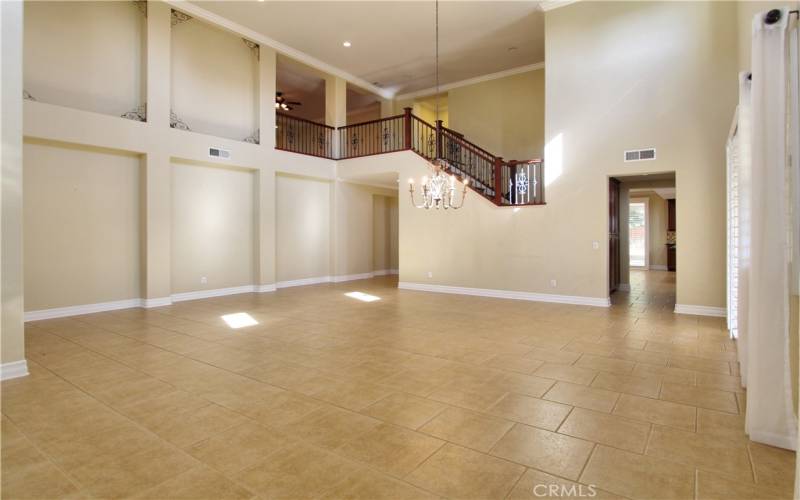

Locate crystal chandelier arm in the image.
[409,182,429,209]
[452,182,469,210]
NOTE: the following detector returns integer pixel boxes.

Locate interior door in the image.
[609,178,621,293]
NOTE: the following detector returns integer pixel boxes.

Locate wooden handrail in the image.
[273,109,545,207]
[276,111,335,130]
[338,114,405,129]
[441,126,496,161]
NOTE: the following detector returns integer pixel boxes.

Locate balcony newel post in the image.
[435,119,443,160]
[494,156,503,204]
[403,107,412,150]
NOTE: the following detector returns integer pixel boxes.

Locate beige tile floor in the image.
[1,270,795,499]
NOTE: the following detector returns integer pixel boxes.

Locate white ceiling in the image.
[189,1,545,97]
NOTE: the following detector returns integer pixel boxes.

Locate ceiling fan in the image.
[275,92,302,111]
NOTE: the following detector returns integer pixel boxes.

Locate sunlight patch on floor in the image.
[221,312,258,329]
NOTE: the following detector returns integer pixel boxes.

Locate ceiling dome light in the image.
[342,41,352,47]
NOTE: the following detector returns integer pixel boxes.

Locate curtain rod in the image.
[765,8,799,25]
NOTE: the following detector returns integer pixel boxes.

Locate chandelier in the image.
[409,159,469,209]
[408,0,468,210]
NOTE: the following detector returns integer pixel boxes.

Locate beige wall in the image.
[171,161,255,293]
[547,1,737,307]
[275,174,331,282]
[372,194,399,272]
[23,140,142,310]
[449,70,544,160]
[341,1,738,308]
[171,15,258,141]
[24,1,144,117]
[2,0,25,365]
[333,181,379,277]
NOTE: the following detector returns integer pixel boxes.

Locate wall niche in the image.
[23,1,146,120]
[170,10,259,143]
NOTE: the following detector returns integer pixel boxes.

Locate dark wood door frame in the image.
[609,178,621,293]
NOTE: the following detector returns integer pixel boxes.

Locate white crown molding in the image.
[539,1,581,12]
[674,304,727,318]
[0,360,29,381]
[165,0,393,100]
[395,62,545,101]
[398,282,610,307]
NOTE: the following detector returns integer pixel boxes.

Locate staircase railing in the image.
[274,107,544,206]
[276,112,336,159]
[338,113,406,159]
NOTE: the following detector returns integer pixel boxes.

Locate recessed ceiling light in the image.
[343,41,352,47]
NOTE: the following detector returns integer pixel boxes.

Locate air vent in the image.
[209,147,230,159]
[624,148,656,162]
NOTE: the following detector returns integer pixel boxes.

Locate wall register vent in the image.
[624,148,656,162]
[209,147,230,159]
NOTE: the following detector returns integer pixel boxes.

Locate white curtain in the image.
[743,7,798,451]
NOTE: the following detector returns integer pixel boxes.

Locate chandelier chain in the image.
[435,0,439,124]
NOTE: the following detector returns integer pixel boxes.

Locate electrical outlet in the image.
[427,271,433,279]
[592,241,600,250]
[200,276,208,284]
[550,279,557,288]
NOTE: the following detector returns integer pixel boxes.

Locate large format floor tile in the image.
[2,271,795,499]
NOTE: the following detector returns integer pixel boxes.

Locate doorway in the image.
[609,172,676,308]
[629,198,649,268]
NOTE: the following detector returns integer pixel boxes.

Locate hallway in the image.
[611,269,677,315]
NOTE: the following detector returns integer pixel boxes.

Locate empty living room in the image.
[1,0,799,499]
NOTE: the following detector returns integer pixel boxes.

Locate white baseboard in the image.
[143,297,172,309]
[170,285,260,303]
[0,360,29,381]
[617,283,631,292]
[398,282,611,307]
[674,304,727,317]
[650,265,668,271]
[24,298,143,322]
[276,276,332,289]
[24,273,391,322]
[748,429,797,451]
[277,272,390,288]
[332,272,374,283]
[373,269,399,276]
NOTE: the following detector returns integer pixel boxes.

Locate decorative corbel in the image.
[133,0,147,17]
[170,110,190,130]
[171,10,192,26]
[244,128,260,145]
[121,103,147,122]
[243,39,260,61]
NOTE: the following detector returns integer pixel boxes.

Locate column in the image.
[141,1,172,305]
[1,0,27,377]
[142,153,172,305]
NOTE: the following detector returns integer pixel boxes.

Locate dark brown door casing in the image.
[609,178,621,293]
